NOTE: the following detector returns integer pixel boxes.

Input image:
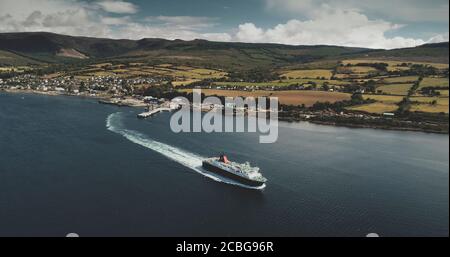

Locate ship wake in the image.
[106,112,265,190]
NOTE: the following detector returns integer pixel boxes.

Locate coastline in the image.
[308,120,449,134]
[2,88,448,134]
[2,88,147,108]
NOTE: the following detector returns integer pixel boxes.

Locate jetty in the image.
[137,107,172,119]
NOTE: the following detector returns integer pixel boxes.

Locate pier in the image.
[137,107,172,118]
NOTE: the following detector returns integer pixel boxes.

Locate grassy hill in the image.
[0,32,448,70]
[0,32,371,69]
[0,50,43,66]
[361,42,449,63]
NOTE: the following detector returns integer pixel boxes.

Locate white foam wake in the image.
[106,112,265,190]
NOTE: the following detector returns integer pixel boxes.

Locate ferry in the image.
[202,155,267,187]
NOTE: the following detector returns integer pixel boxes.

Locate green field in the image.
[377,84,413,95]
[419,77,449,88]
[66,63,228,81]
[0,50,42,66]
[213,81,294,88]
[382,76,419,83]
[348,102,399,114]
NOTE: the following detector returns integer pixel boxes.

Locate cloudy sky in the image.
[0,0,448,49]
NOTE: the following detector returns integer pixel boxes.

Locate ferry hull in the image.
[202,161,265,187]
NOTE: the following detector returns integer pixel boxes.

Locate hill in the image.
[0,32,448,70]
[362,42,449,64]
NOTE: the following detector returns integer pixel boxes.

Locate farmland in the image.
[410,97,449,113]
[277,78,350,86]
[419,77,449,88]
[381,76,419,83]
[376,84,413,95]
[347,95,404,114]
[280,69,333,79]
[56,63,228,85]
[348,102,399,114]
[342,59,449,69]
[179,89,351,106]
[213,81,294,88]
[0,33,448,121]
[363,95,404,103]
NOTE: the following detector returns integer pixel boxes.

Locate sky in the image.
[0,0,448,49]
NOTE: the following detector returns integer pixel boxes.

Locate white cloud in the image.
[96,0,138,14]
[426,33,450,44]
[107,22,231,42]
[234,6,447,49]
[0,0,227,41]
[101,16,131,25]
[0,0,447,49]
[265,0,450,23]
[145,16,218,30]
[0,0,112,37]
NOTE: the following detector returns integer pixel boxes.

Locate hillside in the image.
[0,32,448,70]
[0,50,43,66]
[361,42,449,64]
[0,32,370,69]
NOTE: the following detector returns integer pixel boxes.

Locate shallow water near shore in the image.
[0,92,448,236]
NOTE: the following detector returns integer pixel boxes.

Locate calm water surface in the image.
[0,92,448,236]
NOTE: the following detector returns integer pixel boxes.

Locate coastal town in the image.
[0,60,448,133]
[0,0,449,241]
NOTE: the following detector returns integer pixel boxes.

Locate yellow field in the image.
[173,69,227,79]
[278,78,350,86]
[112,69,129,73]
[437,90,449,97]
[363,95,404,104]
[410,104,448,113]
[214,81,293,87]
[281,69,333,79]
[342,59,398,66]
[348,66,378,73]
[156,64,173,68]
[79,64,227,80]
[387,66,411,72]
[348,102,398,114]
[90,63,113,68]
[410,96,448,104]
[382,76,419,83]
[0,66,31,72]
[377,84,413,95]
[179,89,351,106]
[334,74,366,80]
[172,79,200,86]
[409,97,449,113]
[419,77,449,88]
[342,59,449,69]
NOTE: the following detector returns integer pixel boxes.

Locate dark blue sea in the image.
[0,92,448,236]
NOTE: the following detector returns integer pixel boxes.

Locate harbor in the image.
[137,107,173,118]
